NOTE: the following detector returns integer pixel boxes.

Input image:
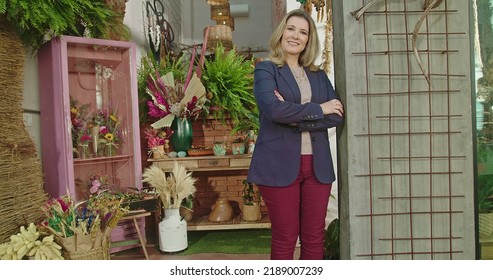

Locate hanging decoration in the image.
[298,0,326,22]
[206,0,228,4]
[210,2,231,20]
[216,17,234,31]
[321,0,333,74]
[297,0,333,73]
[144,0,175,61]
[350,0,445,85]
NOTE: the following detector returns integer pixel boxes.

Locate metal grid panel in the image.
[349,0,470,259]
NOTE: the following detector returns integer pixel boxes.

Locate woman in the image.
[247,9,344,260]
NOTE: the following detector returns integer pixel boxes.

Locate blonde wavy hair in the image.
[268,9,320,71]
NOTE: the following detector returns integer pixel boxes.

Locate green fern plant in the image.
[478,174,493,213]
[201,43,258,134]
[1,0,116,51]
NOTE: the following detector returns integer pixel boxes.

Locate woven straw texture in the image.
[0,17,48,243]
[479,212,493,239]
[62,238,110,260]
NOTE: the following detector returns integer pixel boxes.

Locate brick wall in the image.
[191,117,253,218]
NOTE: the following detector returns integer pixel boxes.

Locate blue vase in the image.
[170,117,193,153]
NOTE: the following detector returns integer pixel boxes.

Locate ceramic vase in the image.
[90,125,100,157]
[170,117,193,153]
[158,208,188,253]
[208,197,233,222]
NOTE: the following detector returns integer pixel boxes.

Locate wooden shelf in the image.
[149,154,257,231]
[187,213,271,231]
[149,154,252,172]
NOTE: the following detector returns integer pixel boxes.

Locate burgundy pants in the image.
[258,155,332,260]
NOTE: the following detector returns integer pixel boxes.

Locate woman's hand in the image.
[274,90,284,101]
[321,99,344,116]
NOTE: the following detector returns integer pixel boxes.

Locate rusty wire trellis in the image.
[350,0,468,259]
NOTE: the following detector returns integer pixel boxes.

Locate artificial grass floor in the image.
[177,229,271,255]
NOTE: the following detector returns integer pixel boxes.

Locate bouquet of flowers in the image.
[89,109,124,156]
[146,47,209,129]
[39,193,128,255]
[70,97,92,156]
[144,127,173,156]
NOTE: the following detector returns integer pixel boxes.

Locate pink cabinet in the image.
[38,36,142,200]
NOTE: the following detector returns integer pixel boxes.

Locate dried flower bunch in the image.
[0,223,63,260]
[87,171,151,205]
[70,97,92,149]
[146,46,209,129]
[144,127,173,151]
[89,108,124,148]
[142,162,196,209]
[40,194,128,239]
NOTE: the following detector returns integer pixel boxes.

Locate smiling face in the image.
[281,15,310,65]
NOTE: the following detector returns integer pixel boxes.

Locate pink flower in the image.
[147,101,167,118]
[90,179,101,194]
[80,134,91,143]
[99,126,109,134]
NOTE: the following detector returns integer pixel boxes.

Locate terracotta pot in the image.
[208,197,233,222]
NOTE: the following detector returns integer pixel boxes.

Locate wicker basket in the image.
[216,17,234,31]
[210,3,230,20]
[206,25,233,52]
[62,237,110,260]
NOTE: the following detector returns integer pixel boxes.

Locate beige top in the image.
[290,66,313,155]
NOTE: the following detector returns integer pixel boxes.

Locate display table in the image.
[149,154,271,231]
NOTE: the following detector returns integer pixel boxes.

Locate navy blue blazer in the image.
[247,60,343,187]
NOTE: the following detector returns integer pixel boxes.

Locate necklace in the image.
[290,66,307,83]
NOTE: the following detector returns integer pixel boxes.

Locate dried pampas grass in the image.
[142,162,196,209]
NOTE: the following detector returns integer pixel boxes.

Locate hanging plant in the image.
[0,0,117,52]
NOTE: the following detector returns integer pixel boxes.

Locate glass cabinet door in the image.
[38,36,142,200]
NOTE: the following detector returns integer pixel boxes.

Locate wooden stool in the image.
[111,211,151,260]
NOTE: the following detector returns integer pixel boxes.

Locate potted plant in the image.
[231,136,245,155]
[213,141,227,156]
[201,43,259,134]
[1,0,118,52]
[478,174,493,239]
[323,218,340,260]
[241,180,262,222]
[142,162,196,253]
[179,194,194,222]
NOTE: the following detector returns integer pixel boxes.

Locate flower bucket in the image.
[159,208,188,253]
